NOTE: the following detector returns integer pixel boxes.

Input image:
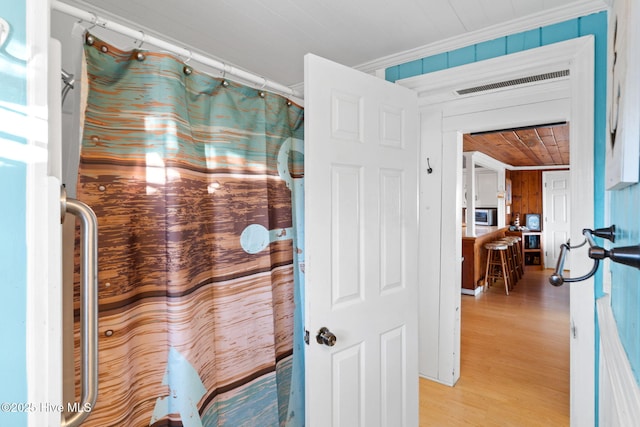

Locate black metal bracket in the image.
[549,225,640,286]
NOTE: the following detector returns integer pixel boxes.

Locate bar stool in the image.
[483,241,511,295]
[510,236,525,278]
[497,237,520,285]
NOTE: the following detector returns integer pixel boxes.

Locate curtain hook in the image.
[258,77,267,98]
[136,30,145,49]
[182,49,193,75]
[133,30,146,61]
[221,64,229,87]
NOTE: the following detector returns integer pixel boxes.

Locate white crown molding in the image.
[355,0,608,75]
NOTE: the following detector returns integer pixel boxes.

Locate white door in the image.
[304,53,419,427]
[543,171,571,269]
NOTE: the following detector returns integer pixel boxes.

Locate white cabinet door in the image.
[475,170,497,207]
[304,53,419,427]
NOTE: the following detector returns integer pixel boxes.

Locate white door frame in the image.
[26,0,63,425]
[399,36,595,426]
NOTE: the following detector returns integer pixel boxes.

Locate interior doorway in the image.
[399,36,595,425]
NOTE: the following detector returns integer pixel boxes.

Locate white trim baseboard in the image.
[597,295,640,425]
[461,287,483,296]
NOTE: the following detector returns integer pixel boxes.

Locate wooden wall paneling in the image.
[501,169,564,226]
[520,171,529,215]
[510,170,524,223]
[511,170,522,223]
[505,170,513,225]
[528,171,543,215]
[507,169,567,227]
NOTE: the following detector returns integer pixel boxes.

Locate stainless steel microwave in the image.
[475,208,497,226]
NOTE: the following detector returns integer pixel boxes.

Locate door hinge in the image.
[304,330,310,345]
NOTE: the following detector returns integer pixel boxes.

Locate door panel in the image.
[381,326,406,425]
[332,165,362,306]
[380,170,403,292]
[543,171,571,269]
[332,343,363,426]
[305,53,418,427]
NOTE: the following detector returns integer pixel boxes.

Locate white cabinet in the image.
[462,169,498,208]
[475,170,498,207]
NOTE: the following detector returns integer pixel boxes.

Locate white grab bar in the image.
[60,186,98,427]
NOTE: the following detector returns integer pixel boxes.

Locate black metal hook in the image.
[426,158,433,174]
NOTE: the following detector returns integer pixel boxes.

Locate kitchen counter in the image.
[462,225,504,239]
[461,226,509,294]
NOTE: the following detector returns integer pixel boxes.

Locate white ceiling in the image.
[58,0,600,87]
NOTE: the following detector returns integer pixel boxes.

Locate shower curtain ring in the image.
[133,30,147,61]
[221,64,229,87]
[258,78,267,97]
[183,50,193,75]
[136,30,146,49]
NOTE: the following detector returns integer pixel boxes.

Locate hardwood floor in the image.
[419,269,570,426]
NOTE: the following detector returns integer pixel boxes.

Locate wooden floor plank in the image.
[420,269,570,426]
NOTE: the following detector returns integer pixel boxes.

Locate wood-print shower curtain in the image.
[73,34,305,427]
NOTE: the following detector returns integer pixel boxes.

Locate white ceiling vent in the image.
[456,69,570,95]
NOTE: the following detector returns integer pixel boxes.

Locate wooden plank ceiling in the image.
[463,122,569,167]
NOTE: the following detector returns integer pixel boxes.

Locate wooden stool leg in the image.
[500,250,510,295]
[515,239,524,277]
[484,249,493,292]
[508,244,518,286]
[511,242,521,281]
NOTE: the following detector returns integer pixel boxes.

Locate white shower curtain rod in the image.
[51,1,302,99]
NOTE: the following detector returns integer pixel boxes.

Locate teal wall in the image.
[0,0,29,425]
[386,12,608,249]
[610,188,640,383]
[387,12,608,293]
[386,11,609,421]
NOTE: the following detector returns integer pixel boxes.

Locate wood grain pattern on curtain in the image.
[72,34,305,427]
